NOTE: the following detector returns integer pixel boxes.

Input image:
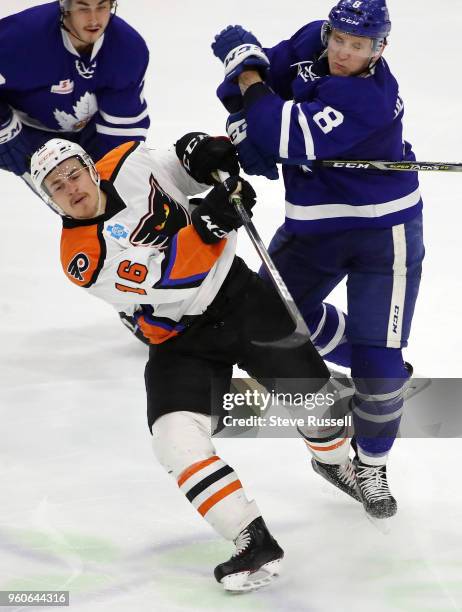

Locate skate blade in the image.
[221,558,282,592]
[365,512,392,535]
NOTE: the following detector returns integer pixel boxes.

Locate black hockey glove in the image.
[175,132,239,185]
[191,176,256,244]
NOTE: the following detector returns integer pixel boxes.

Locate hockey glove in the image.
[175,132,239,185]
[191,176,256,244]
[227,111,279,180]
[119,311,150,346]
[217,79,243,113]
[0,110,31,176]
[212,25,270,82]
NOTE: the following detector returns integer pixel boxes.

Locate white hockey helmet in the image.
[30,138,99,216]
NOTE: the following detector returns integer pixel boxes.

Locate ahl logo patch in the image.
[68,253,90,281]
[51,79,74,95]
[107,223,129,240]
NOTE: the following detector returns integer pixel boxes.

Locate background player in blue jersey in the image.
[0,0,150,182]
[212,0,425,519]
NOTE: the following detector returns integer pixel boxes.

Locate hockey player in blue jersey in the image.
[0,0,149,181]
[212,0,425,519]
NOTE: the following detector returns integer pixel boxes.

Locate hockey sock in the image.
[176,455,260,540]
[351,346,408,465]
[152,411,260,541]
[297,378,353,465]
[298,424,351,465]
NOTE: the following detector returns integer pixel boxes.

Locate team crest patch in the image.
[51,80,74,94]
[68,253,90,281]
[107,223,129,240]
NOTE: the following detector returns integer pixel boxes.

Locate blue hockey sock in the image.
[351,345,408,464]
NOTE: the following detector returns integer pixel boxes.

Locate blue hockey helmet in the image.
[323,0,391,47]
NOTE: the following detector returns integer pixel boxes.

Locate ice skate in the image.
[311,457,361,502]
[214,517,284,592]
[354,459,397,519]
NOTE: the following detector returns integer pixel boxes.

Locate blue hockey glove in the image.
[212,25,270,82]
[226,111,279,180]
[0,111,31,176]
[216,79,243,113]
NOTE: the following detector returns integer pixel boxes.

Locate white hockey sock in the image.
[298,377,353,465]
[177,455,260,540]
[152,411,260,541]
[357,446,389,466]
[299,425,351,465]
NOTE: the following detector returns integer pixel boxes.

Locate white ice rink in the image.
[0,1,461,610]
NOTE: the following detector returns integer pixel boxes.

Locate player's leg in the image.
[256,226,362,499]
[151,409,283,591]
[231,269,359,500]
[145,270,284,590]
[347,214,424,517]
[260,224,351,367]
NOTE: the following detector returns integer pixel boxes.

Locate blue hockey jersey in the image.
[0,2,150,161]
[243,21,422,233]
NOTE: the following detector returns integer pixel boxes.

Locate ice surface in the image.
[0,1,461,610]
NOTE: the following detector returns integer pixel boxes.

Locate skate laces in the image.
[356,465,391,502]
[338,460,356,487]
[233,529,252,557]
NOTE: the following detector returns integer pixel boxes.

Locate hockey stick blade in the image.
[318,160,462,172]
[217,171,311,349]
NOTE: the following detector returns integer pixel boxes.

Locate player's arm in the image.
[212,22,325,111]
[0,101,32,176]
[236,74,387,163]
[62,180,256,301]
[149,131,241,203]
[93,41,150,159]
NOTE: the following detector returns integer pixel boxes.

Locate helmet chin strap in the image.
[91,169,105,217]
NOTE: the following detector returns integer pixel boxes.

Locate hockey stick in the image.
[217,170,310,349]
[316,160,462,172]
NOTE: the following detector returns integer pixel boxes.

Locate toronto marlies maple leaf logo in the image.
[54,92,98,132]
[67,253,90,281]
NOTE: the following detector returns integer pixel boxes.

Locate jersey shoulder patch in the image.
[61,224,106,288]
[96,141,140,182]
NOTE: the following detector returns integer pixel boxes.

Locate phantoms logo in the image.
[68,253,90,281]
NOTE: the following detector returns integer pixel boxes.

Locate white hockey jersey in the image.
[60,141,237,343]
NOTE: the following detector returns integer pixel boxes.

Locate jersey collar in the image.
[61,28,105,61]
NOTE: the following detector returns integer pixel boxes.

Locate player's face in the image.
[65,0,112,46]
[327,30,382,76]
[44,159,101,219]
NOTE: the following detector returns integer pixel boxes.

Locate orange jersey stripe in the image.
[197,480,242,517]
[305,437,348,452]
[96,141,138,181]
[61,224,105,288]
[177,456,220,488]
[166,225,226,284]
[137,315,185,345]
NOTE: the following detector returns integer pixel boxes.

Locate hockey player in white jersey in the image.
[30,133,331,591]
